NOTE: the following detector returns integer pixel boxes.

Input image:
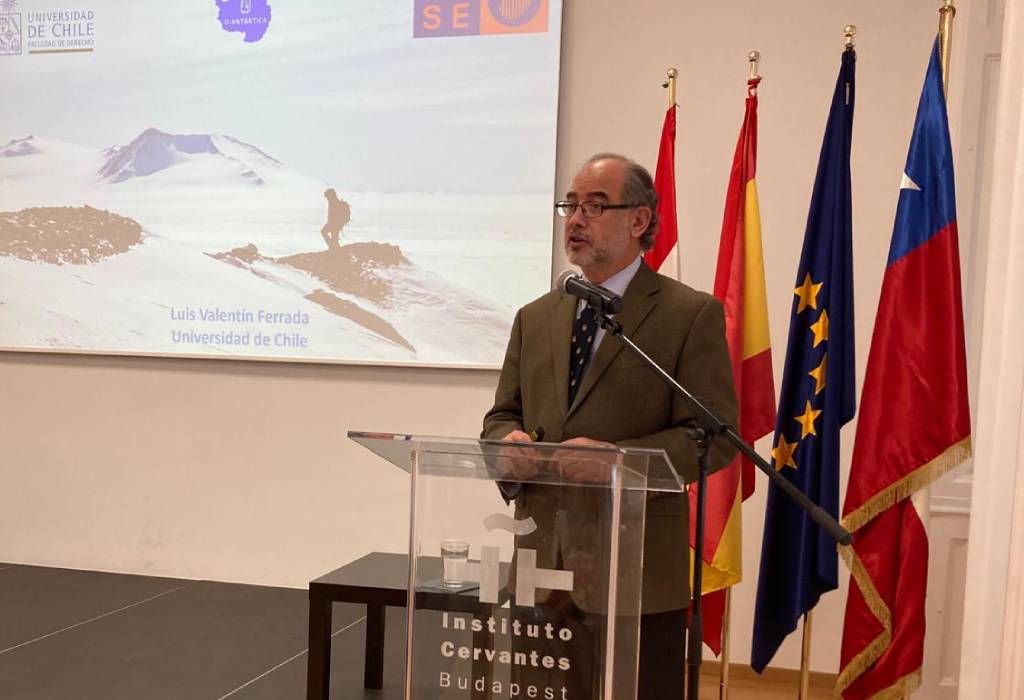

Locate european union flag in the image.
[751,48,857,672]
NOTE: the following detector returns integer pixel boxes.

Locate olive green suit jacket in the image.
[482,262,738,614]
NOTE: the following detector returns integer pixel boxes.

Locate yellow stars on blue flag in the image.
[794,273,823,313]
[795,400,823,438]
[771,434,798,471]
[752,47,855,670]
[776,273,830,469]
[810,310,829,347]
[809,355,828,395]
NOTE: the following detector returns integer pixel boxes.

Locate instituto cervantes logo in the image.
[460,514,573,607]
[215,0,271,43]
[437,514,576,698]
[0,0,22,56]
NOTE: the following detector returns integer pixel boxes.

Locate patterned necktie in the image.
[568,304,598,406]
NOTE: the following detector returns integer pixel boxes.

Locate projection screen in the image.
[0,0,562,367]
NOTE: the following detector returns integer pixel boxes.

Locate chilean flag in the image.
[836,39,971,699]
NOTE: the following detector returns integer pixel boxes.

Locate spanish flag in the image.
[692,76,776,654]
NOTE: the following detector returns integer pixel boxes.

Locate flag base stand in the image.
[588,306,855,700]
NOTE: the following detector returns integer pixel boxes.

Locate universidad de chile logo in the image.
[0,0,23,56]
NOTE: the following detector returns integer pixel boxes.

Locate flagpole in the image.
[894,13,956,700]
[789,33,860,700]
[927,15,954,700]
[789,31,855,700]
[662,67,678,107]
[800,31,855,700]
[799,611,813,699]
[938,0,955,94]
[715,51,762,700]
[719,587,732,700]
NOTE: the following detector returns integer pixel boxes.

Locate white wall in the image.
[0,0,976,675]
[959,0,1024,696]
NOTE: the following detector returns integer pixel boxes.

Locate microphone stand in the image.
[590,308,851,700]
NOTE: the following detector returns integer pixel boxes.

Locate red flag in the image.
[693,77,775,654]
[644,105,677,273]
[837,41,971,699]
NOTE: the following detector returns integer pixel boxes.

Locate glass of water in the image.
[440,540,469,588]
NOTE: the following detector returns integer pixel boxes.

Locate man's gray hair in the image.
[584,152,660,251]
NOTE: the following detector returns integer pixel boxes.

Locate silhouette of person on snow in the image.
[320,188,351,251]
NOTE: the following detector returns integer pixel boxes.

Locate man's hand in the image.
[503,430,533,443]
[558,437,617,483]
[494,430,541,480]
[561,437,616,449]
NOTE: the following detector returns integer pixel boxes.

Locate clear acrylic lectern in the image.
[349,431,685,700]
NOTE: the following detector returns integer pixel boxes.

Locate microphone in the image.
[557,270,623,314]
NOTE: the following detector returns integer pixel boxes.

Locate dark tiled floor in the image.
[0,563,407,699]
[0,564,187,652]
[0,564,836,700]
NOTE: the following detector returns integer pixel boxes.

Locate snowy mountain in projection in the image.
[1,137,45,157]
[0,130,514,365]
[98,128,281,185]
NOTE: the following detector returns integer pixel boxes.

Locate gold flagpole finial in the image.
[938,0,956,95]
[662,68,678,107]
[844,25,857,49]
[748,51,761,80]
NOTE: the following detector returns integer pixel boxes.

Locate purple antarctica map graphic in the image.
[0,2,563,367]
[215,0,271,43]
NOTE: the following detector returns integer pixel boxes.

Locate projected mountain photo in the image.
[98,129,283,185]
[0,130,519,364]
[0,2,562,366]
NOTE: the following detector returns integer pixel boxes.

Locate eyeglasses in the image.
[554,201,639,218]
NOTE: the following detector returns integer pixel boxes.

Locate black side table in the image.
[306,552,508,699]
[306,552,409,700]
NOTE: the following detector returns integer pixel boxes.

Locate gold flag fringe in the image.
[836,670,922,700]
[836,545,891,695]
[869,671,922,700]
[841,437,972,534]
[835,543,923,699]
[835,437,970,698]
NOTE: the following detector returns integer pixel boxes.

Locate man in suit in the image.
[482,153,737,699]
